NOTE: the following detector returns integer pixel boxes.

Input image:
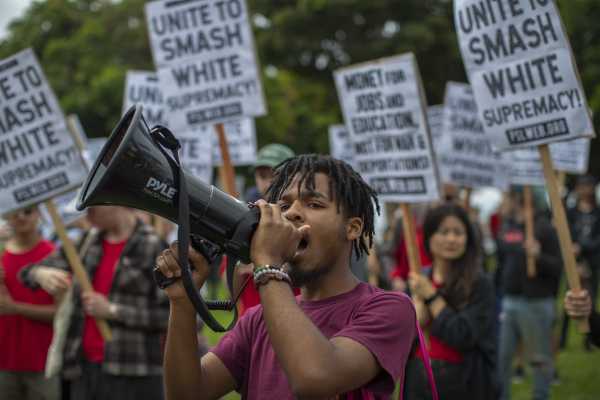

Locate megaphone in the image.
[77,105,259,331]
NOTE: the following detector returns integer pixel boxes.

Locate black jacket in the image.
[429,273,498,399]
[405,273,498,400]
[497,214,562,298]
[567,205,600,268]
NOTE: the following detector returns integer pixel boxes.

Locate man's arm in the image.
[164,300,236,400]
[157,243,237,400]
[259,281,382,398]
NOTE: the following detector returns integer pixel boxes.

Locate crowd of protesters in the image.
[0,149,598,400]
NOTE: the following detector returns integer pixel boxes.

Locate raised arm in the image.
[156,243,237,400]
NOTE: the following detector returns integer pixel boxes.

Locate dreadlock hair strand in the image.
[265,154,380,260]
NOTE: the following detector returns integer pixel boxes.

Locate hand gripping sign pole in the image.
[539,145,588,332]
[523,186,537,278]
[45,200,113,341]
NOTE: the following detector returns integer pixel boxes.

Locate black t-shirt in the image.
[496,214,562,298]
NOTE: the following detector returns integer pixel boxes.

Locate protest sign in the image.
[508,138,590,185]
[437,82,508,190]
[211,118,256,167]
[145,0,266,130]
[426,105,444,149]
[455,0,594,150]
[123,70,168,127]
[0,49,87,215]
[328,125,355,167]
[550,138,590,174]
[177,130,213,184]
[506,147,545,186]
[334,53,440,204]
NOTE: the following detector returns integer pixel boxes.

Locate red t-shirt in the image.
[212,282,416,399]
[82,239,126,363]
[0,240,55,371]
[415,280,464,363]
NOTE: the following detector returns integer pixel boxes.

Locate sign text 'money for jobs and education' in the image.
[334,54,440,203]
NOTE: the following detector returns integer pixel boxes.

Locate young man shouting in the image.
[157,155,416,399]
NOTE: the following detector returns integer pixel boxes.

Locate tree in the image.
[0,0,597,176]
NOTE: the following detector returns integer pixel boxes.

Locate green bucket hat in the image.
[254,144,295,169]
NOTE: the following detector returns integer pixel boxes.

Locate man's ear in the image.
[346,217,363,241]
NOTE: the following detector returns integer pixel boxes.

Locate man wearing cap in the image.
[244,144,295,203]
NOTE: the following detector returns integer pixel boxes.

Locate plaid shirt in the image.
[20,220,169,379]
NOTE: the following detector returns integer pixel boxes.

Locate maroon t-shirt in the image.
[212,282,416,399]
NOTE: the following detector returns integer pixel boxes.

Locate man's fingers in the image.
[256,200,273,221]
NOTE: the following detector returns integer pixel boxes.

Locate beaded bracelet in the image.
[254,269,292,289]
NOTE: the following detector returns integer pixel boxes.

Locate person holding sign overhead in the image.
[18,206,169,400]
[405,203,497,400]
[0,205,60,400]
[156,155,418,399]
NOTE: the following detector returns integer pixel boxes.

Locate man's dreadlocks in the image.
[266,154,380,259]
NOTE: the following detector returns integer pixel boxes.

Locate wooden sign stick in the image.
[400,203,421,275]
[463,187,472,213]
[523,186,536,278]
[45,200,113,341]
[215,123,238,198]
[539,144,589,332]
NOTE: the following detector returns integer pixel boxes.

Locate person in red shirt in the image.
[0,205,60,400]
[156,155,417,399]
[406,203,497,400]
[22,206,168,400]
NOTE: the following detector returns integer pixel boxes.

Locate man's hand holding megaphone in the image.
[156,242,211,304]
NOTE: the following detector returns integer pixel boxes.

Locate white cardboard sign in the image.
[145,0,266,129]
[0,49,87,215]
[123,70,168,127]
[455,0,594,150]
[550,138,590,174]
[211,118,257,166]
[437,82,508,190]
[177,130,213,184]
[328,125,355,168]
[334,53,440,203]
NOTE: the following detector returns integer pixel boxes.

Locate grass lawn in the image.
[200,285,600,400]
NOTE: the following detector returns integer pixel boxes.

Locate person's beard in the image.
[287,261,334,288]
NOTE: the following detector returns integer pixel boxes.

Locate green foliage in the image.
[0,0,598,175]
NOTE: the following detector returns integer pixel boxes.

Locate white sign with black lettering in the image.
[328,125,355,167]
[145,0,266,129]
[455,0,594,150]
[437,82,508,190]
[211,118,256,166]
[550,138,590,174]
[427,105,444,147]
[0,49,87,215]
[334,53,440,203]
[506,147,545,186]
[123,70,168,127]
[176,130,213,183]
[507,137,590,185]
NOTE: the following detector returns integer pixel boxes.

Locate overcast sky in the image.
[0,0,32,39]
